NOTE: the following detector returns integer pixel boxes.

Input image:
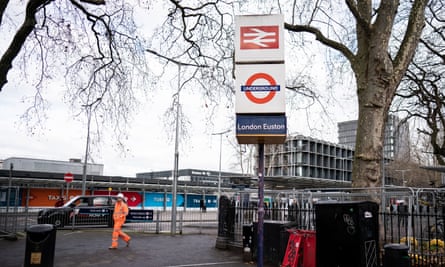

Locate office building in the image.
[338,115,410,160]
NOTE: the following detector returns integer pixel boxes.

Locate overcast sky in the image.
[0,3,358,177]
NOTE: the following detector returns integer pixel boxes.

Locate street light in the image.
[144,49,209,235]
[171,64,181,236]
[212,129,230,208]
[80,97,101,195]
[81,104,92,195]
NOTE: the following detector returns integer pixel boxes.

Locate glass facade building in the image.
[338,115,410,160]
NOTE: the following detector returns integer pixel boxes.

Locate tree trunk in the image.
[351,40,397,188]
[349,0,428,190]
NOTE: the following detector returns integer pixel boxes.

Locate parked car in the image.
[37,195,119,228]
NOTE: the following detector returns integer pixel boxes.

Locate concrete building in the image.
[1,157,104,176]
[264,134,354,182]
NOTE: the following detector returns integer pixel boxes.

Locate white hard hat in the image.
[117,193,124,199]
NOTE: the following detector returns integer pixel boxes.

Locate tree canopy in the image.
[1,0,149,151]
[394,1,445,165]
[1,1,439,189]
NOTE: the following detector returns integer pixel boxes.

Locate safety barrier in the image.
[0,208,218,235]
[4,186,445,266]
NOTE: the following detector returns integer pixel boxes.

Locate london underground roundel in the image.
[235,64,285,114]
[243,72,278,104]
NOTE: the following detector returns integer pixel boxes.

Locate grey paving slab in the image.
[0,227,274,267]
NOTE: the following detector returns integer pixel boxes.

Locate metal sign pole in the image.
[257,143,265,267]
[66,182,69,202]
[234,15,285,267]
[5,163,13,228]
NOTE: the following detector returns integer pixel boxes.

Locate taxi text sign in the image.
[235,64,285,114]
[235,14,284,63]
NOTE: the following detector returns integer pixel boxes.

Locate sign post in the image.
[64,172,74,200]
[235,14,286,267]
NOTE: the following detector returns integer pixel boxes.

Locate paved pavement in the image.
[0,226,275,267]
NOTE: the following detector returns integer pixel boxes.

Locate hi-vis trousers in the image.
[111,218,130,248]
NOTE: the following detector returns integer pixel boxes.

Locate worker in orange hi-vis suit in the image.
[109,193,131,249]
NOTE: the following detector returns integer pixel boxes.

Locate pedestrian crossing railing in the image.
[0,208,218,236]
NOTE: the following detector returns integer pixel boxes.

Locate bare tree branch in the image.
[284,23,356,63]
[79,0,105,5]
[394,0,445,165]
[0,0,10,25]
[0,0,53,91]
[145,48,208,68]
[393,0,429,82]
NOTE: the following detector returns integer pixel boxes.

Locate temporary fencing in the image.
[225,187,445,267]
[4,185,445,266]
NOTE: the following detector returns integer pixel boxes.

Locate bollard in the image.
[383,243,410,267]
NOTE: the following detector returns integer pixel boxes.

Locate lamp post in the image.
[81,105,91,195]
[143,49,209,235]
[171,64,181,236]
[80,97,101,195]
[212,129,230,208]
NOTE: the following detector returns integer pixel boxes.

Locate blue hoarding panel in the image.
[0,188,22,207]
[205,195,217,208]
[142,192,184,208]
[186,195,217,208]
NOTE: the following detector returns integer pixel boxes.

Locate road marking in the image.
[164,261,241,267]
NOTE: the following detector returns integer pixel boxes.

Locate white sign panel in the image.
[235,14,284,63]
[235,64,285,114]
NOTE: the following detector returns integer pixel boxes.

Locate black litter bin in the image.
[383,243,410,267]
[24,224,57,267]
[252,221,293,265]
[315,201,380,267]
